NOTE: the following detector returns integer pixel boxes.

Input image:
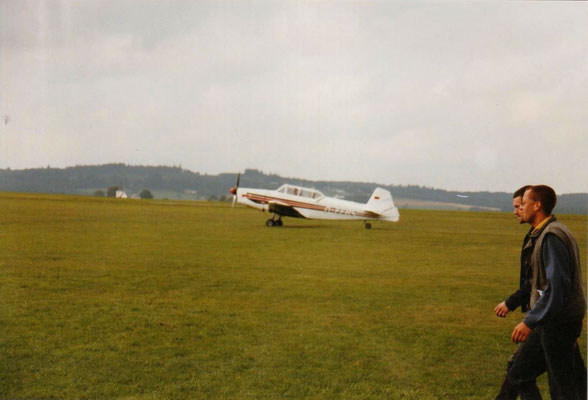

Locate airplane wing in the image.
[268,201,306,218]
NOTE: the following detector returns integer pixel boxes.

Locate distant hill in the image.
[0,164,586,214]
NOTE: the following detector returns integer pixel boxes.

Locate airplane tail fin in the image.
[365,187,399,222]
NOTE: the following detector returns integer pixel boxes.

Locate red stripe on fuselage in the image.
[243,193,326,211]
[242,192,381,219]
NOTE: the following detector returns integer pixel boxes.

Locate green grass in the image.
[1,192,586,399]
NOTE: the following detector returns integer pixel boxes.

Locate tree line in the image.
[0,164,585,214]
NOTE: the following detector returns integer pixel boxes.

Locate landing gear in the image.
[364,222,372,229]
[266,215,283,227]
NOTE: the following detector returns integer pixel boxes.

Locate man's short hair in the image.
[513,185,531,199]
[526,185,557,215]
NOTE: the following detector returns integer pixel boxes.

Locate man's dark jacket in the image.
[523,217,586,329]
[505,227,534,313]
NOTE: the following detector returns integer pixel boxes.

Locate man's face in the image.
[513,196,524,223]
[520,190,539,224]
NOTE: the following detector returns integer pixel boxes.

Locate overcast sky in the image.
[1,1,587,193]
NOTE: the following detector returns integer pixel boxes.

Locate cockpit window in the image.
[278,184,323,200]
[300,189,312,198]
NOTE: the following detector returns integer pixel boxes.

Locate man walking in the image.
[494,185,534,400]
[495,185,532,319]
[507,185,586,399]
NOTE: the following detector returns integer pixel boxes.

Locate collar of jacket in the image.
[522,216,556,252]
[529,215,556,239]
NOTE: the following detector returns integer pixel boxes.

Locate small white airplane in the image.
[229,175,399,229]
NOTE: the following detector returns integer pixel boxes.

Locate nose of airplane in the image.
[230,187,237,195]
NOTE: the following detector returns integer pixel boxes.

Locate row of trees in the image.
[208,195,231,202]
[94,186,153,199]
[92,187,233,201]
[2,165,585,213]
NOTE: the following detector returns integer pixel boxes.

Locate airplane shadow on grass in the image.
[272,224,393,230]
[274,225,326,229]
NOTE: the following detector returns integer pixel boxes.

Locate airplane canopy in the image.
[276,184,323,200]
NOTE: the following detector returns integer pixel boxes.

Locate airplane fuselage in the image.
[238,188,379,220]
[232,183,399,225]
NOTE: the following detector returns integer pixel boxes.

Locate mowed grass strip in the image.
[0,192,585,399]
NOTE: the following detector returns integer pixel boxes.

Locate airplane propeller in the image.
[230,173,240,208]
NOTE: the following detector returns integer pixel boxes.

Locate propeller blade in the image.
[230,172,240,209]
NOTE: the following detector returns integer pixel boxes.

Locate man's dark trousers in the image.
[506,321,586,400]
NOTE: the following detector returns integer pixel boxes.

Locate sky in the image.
[1,1,587,193]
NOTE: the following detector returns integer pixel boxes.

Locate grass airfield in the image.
[1,192,586,399]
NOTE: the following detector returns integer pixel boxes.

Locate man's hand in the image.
[511,322,532,343]
[494,301,510,318]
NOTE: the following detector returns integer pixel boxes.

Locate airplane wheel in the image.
[365,222,372,229]
[275,220,283,227]
[266,219,275,227]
